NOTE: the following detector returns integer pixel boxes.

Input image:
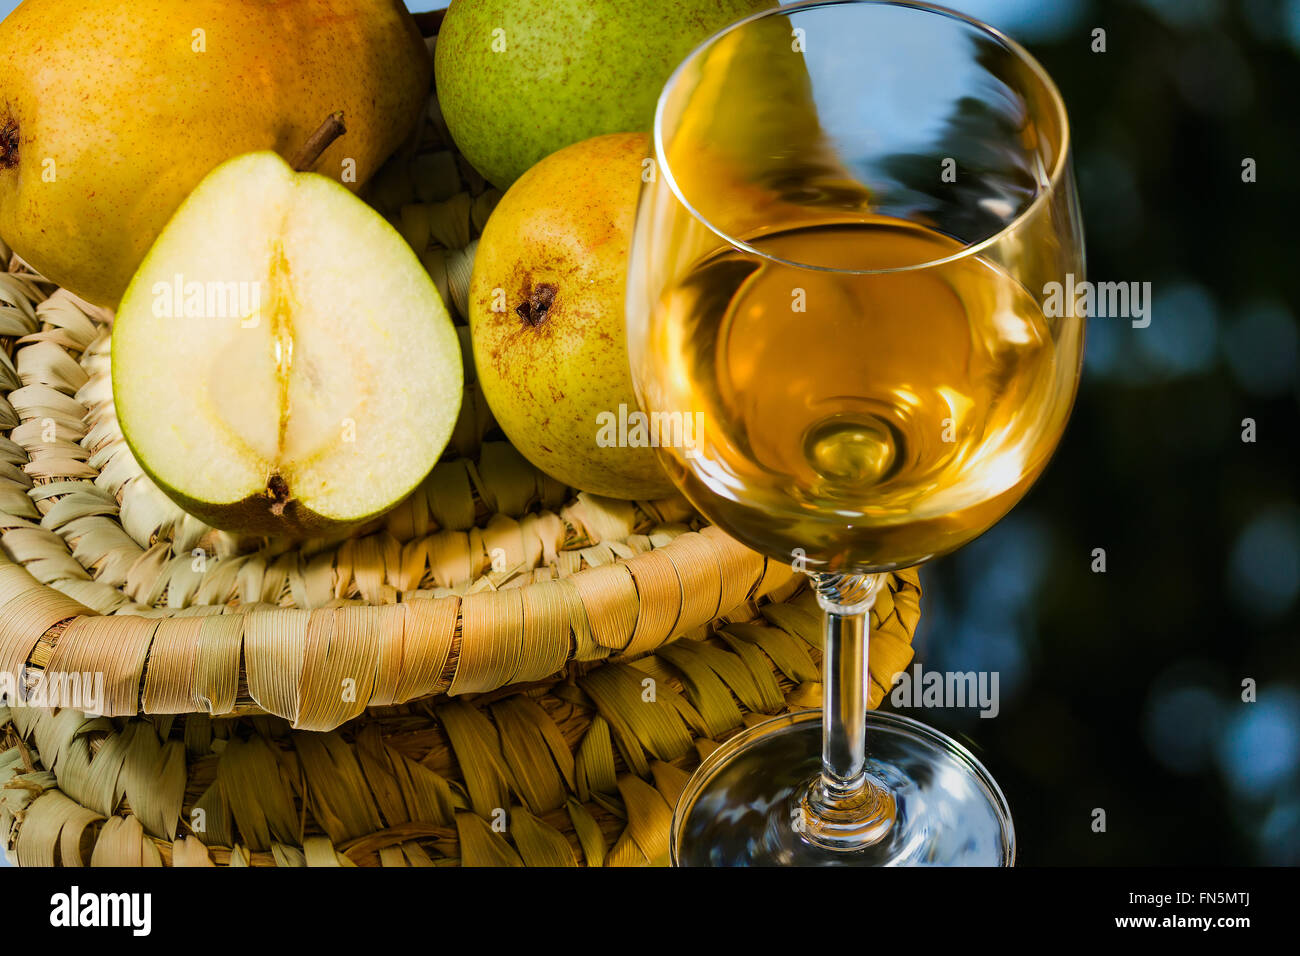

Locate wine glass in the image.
[626,0,1084,865]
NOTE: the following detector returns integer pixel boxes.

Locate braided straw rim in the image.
[1,573,920,867]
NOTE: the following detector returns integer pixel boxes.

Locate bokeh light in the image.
[1215,689,1300,800]
[1229,505,1300,619]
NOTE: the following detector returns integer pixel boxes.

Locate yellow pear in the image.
[469,133,675,501]
[0,0,430,308]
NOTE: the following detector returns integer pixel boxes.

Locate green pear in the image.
[469,133,675,500]
[0,0,430,308]
[112,152,463,538]
[434,0,773,189]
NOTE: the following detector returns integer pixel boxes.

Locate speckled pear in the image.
[0,0,430,308]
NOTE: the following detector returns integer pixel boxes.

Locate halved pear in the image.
[112,152,463,537]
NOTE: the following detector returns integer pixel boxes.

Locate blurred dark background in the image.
[872,0,1300,865]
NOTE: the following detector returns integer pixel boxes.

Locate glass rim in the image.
[651,0,1073,276]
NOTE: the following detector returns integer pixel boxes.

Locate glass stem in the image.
[823,583,870,787]
[801,572,896,851]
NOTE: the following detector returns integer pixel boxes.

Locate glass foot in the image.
[672,710,1015,866]
[798,770,897,851]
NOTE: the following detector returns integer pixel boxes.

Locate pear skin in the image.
[0,0,430,308]
[469,133,676,501]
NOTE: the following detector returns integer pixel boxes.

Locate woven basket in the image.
[0,29,921,867]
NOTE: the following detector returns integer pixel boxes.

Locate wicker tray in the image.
[0,30,921,867]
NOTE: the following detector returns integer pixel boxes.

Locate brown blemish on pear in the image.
[0,114,17,170]
[516,282,558,328]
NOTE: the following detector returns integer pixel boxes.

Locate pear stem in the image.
[290,112,347,173]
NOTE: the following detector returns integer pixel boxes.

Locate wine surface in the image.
[646,217,1080,571]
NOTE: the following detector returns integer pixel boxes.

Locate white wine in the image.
[644,216,1082,571]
